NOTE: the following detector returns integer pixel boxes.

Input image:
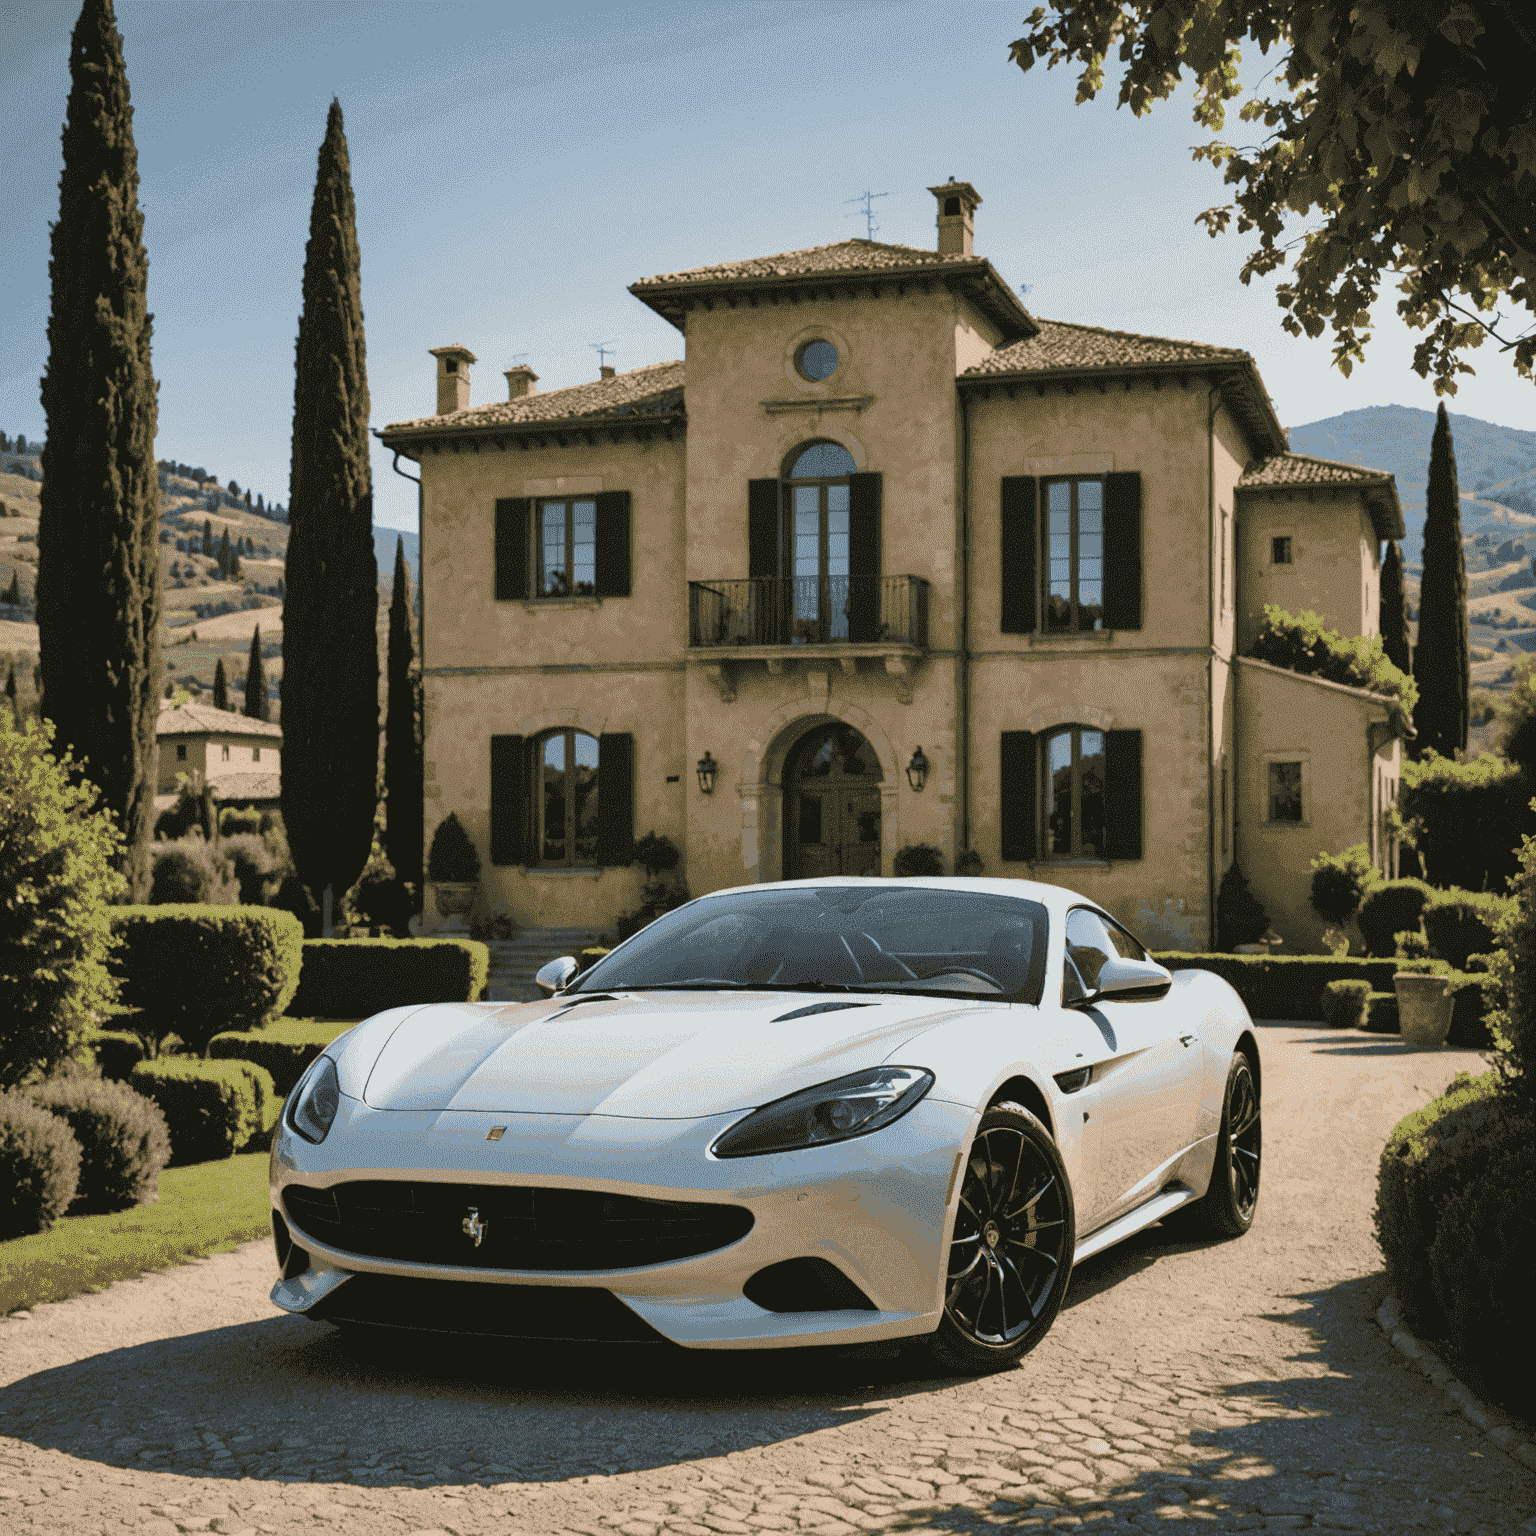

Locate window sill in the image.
[521,596,603,610]
[1030,858,1112,870]
[1028,629,1115,647]
[518,866,607,878]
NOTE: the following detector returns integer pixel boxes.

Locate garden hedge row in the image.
[208,1030,325,1098]
[1151,953,1403,1021]
[110,905,303,1052]
[288,937,490,1019]
[129,1058,268,1166]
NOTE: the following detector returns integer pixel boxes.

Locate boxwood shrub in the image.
[1152,953,1403,1022]
[288,937,490,1019]
[89,1030,147,1082]
[110,905,303,1054]
[1321,979,1372,1029]
[0,1090,81,1238]
[1357,879,1435,957]
[208,1031,325,1097]
[30,1074,170,1213]
[221,1060,280,1152]
[1422,890,1513,971]
[129,1058,259,1166]
[1363,990,1399,1034]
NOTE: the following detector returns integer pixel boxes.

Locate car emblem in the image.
[486,1126,506,1141]
[983,1221,1001,1249]
[462,1207,488,1248]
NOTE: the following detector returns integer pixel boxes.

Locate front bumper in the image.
[269,1091,972,1349]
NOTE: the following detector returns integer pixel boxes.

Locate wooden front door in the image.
[783,724,883,879]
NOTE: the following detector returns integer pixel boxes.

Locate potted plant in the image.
[427,813,480,922]
[1393,959,1454,1050]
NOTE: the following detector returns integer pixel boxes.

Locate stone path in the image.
[1,1023,1531,1536]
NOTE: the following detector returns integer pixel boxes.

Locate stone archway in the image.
[738,698,900,884]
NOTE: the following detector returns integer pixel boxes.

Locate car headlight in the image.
[711,1066,934,1159]
[288,1056,340,1144]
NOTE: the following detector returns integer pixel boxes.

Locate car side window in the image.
[1104,918,1148,963]
[1065,908,1117,990]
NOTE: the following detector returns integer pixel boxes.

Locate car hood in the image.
[359,992,978,1117]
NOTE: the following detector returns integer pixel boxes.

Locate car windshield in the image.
[572,886,1050,1003]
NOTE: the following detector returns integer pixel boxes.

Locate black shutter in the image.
[1000,477,1038,634]
[594,491,631,597]
[848,471,882,642]
[748,479,779,580]
[1104,729,1144,860]
[1000,731,1037,863]
[1103,472,1142,630]
[595,733,635,866]
[489,735,525,866]
[495,498,530,601]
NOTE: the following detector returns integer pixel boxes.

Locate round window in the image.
[795,339,840,382]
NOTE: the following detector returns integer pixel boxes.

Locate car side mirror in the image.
[1081,955,1173,1005]
[535,956,579,997]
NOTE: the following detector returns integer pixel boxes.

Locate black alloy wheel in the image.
[1166,1050,1261,1239]
[928,1102,1074,1373]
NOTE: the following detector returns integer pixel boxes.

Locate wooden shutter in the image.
[1104,729,1144,860]
[595,732,635,866]
[1000,731,1037,863]
[594,491,631,597]
[489,735,525,866]
[748,479,779,580]
[1103,472,1143,630]
[848,472,882,642]
[1000,477,1038,634]
[494,498,530,601]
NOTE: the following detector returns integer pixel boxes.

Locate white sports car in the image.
[270,877,1261,1373]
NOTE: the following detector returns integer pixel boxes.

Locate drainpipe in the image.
[958,387,972,863]
[1206,383,1220,950]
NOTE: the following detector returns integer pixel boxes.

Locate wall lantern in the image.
[906,746,930,792]
[696,750,718,795]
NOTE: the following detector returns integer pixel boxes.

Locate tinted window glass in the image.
[1065,908,1118,989]
[576,886,1051,1004]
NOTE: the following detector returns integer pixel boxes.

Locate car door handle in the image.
[1179,1033,1197,1047]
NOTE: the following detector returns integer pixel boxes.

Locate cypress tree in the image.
[212,656,229,710]
[2,573,20,607]
[1379,539,1411,677]
[217,527,231,578]
[280,101,378,934]
[384,536,423,895]
[37,0,162,900]
[4,663,16,726]
[243,623,269,722]
[1412,403,1470,758]
[202,518,212,556]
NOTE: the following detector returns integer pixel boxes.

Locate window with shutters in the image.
[495,493,630,602]
[536,499,597,596]
[533,729,601,865]
[1044,477,1104,632]
[1043,726,1106,858]
[1000,727,1142,864]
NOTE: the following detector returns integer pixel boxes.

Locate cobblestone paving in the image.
[2,1024,1533,1536]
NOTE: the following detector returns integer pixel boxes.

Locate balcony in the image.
[687,575,930,703]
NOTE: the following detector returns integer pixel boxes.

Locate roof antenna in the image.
[844,189,888,240]
[589,339,617,374]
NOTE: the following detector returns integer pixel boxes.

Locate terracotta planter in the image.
[432,881,477,918]
[1394,971,1453,1050]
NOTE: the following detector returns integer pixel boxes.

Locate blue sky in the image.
[3,0,1532,534]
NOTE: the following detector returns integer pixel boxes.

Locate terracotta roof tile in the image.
[157,702,283,740]
[1238,452,1394,489]
[382,359,684,435]
[964,318,1251,377]
[631,238,981,287]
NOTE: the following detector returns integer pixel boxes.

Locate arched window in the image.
[783,440,857,642]
[1043,725,1106,859]
[533,729,600,865]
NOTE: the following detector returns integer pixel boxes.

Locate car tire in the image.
[926,1101,1075,1375]
[1166,1051,1261,1239]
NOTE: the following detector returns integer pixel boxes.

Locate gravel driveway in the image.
[1,1023,1531,1536]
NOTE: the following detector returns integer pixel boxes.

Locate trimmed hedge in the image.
[130,1058,259,1166]
[1422,890,1513,971]
[110,905,304,1053]
[1321,979,1372,1029]
[1357,879,1434,957]
[288,937,490,1019]
[222,1060,280,1152]
[1364,990,1399,1034]
[208,1031,324,1097]
[0,1091,81,1238]
[1152,952,1404,1022]
[90,1030,147,1082]
[30,1075,170,1213]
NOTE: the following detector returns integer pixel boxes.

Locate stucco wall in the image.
[156,734,278,792]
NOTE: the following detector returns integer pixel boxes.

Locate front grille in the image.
[308,1275,669,1342]
[283,1180,753,1271]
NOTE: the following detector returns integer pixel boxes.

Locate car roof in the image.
[698,875,1082,912]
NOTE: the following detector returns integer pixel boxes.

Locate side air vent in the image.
[1053,1066,1092,1094]
[744,1257,877,1313]
[771,1001,874,1024]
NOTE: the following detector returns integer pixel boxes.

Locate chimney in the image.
[503,364,539,400]
[927,178,982,257]
[428,344,477,415]
[599,365,616,381]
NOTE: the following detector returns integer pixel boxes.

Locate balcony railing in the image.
[688,575,929,650]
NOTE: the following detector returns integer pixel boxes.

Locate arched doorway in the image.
[783,722,883,878]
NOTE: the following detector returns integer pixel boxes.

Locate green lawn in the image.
[0,1150,274,1316]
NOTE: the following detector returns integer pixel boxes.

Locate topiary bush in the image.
[288,937,491,1018]
[1321,979,1372,1029]
[1421,889,1513,971]
[1374,1070,1507,1332]
[89,1030,146,1081]
[0,717,126,1090]
[218,806,263,838]
[1309,844,1379,928]
[220,1059,279,1152]
[129,1058,259,1165]
[1152,952,1401,1021]
[29,1074,170,1213]
[1363,990,1400,1034]
[0,1089,81,1237]
[208,1030,325,1097]
[148,837,240,905]
[427,812,480,884]
[893,843,945,877]
[1357,878,1434,957]
[1216,863,1269,949]
[219,833,283,906]
[632,831,680,877]
[1395,750,1535,894]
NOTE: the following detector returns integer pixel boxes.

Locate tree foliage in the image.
[1009,2,1536,393]
[212,656,228,711]
[1249,603,1418,712]
[1379,539,1411,677]
[243,623,269,722]
[37,0,163,900]
[280,100,378,930]
[1413,403,1469,757]
[383,537,422,894]
[0,717,126,1090]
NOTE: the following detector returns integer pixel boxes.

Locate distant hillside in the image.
[1287,405,1536,565]
[374,526,419,588]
